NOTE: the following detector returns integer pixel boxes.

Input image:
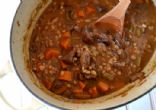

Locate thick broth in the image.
[29,0,156,99]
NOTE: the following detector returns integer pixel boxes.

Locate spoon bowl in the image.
[95,0,131,33]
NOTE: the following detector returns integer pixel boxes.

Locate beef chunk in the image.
[82,26,95,44]
[80,46,97,79]
[82,25,111,45]
[62,48,77,64]
[62,45,91,66]
[80,46,91,68]
[114,32,125,48]
[94,33,111,45]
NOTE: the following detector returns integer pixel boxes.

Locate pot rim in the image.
[10,1,156,110]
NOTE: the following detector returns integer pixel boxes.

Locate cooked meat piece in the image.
[62,47,77,64]
[114,32,125,48]
[80,46,91,68]
[77,46,98,79]
[82,26,95,44]
[82,25,111,45]
[94,33,111,45]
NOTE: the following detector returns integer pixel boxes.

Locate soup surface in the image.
[29,0,156,99]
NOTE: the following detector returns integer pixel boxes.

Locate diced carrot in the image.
[59,71,72,81]
[63,31,70,38]
[89,86,98,97]
[77,10,85,17]
[60,61,68,69]
[60,37,70,49]
[86,6,96,14]
[73,88,83,94]
[78,81,86,89]
[55,86,67,94]
[97,81,109,92]
[60,31,71,49]
[44,48,60,60]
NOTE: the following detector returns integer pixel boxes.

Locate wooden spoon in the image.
[94,0,131,33]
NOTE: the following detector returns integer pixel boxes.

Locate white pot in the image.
[10,0,156,109]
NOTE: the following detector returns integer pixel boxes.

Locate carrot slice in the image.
[59,71,72,81]
[55,86,67,94]
[78,81,86,89]
[89,86,98,97]
[97,81,109,92]
[86,6,96,14]
[77,10,85,17]
[60,37,70,49]
[44,48,60,60]
[60,61,68,69]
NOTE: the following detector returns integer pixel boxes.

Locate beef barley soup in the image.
[29,0,156,99]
